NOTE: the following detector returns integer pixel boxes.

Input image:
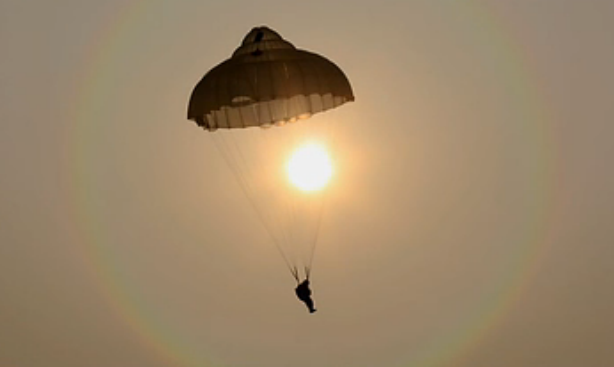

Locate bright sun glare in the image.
[287,143,333,192]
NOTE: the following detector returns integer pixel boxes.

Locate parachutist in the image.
[295,279,316,313]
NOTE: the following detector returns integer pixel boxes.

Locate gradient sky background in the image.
[2,1,613,366]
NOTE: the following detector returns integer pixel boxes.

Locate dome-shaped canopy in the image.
[187,26,354,130]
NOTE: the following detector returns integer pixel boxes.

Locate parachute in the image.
[187,26,354,281]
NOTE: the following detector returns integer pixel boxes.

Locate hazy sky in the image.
[2,1,613,366]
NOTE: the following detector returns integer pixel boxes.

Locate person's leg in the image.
[305,298,316,313]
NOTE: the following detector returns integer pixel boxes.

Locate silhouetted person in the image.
[295,279,316,313]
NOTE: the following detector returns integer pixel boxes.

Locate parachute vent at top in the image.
[187,26,354,131]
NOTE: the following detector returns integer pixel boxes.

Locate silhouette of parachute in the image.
[188,26,354,130]
[187,26,354,281]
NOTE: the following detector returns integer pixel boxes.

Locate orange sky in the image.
[1,1,613,366]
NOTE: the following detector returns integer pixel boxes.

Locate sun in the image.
[287,142,333,192]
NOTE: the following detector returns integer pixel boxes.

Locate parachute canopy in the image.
[187,26,354,130]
